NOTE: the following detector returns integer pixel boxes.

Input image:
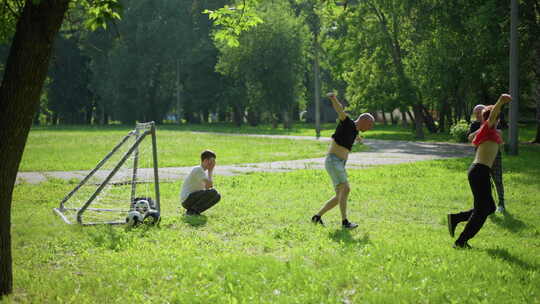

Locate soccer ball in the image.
[132,197,155,210]
[134,199,150,214]
[126,210,144,227]
[144,210,161,226]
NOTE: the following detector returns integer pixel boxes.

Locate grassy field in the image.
[20,126,355,172]
[22,123,536,172]
[159,122,537,142]
[8,144,540,303]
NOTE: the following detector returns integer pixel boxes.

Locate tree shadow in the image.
[328,229,370,248]
[484,248,539,271]
[182,214,208,227]
[489,211,527,233]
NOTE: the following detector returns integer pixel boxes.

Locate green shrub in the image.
[450,120,470,142]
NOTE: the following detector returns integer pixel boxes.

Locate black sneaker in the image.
[311,215,324,226]
[453,241,472,250]
[447,214,457,238]
[342,219,358,229]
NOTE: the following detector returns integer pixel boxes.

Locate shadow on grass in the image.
[489,211,528,233]
[485,248,539,271]
[329,229,370,248]
[182,214,208,227]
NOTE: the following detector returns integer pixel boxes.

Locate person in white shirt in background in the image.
[180,150,221,215]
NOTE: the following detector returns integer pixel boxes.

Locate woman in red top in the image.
[447,93,512,249]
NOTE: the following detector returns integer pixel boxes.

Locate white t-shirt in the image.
[180,166,208,202]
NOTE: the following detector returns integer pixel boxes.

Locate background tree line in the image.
[1,0,538,136]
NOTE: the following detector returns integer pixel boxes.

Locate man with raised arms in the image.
[311,92,374,229]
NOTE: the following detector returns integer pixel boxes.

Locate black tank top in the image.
[331,116,358,151]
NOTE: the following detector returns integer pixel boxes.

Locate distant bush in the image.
[450,120,470,143]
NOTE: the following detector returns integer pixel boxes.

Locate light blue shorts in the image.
[325,153,348,188]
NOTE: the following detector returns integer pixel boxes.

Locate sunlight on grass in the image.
[9,145,540,303]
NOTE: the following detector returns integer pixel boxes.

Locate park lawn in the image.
[155,122,538,142]
[22,124,536,172]
[7,145,540,303]
[160,122,454,141]
[20,126,370,172]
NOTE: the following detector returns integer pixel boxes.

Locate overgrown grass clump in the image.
[8,145,540,303]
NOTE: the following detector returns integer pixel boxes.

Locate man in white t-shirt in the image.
[180,150,221,215]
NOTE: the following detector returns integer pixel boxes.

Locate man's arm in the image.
[327,92,347,121]
[488,94,512,128]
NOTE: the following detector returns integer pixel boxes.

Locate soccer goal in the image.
[53,122,161,225]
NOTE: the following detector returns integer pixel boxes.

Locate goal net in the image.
[53,122,161,225]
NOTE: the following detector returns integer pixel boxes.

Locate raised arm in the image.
[326,92,347,121]
[488,94,512,128]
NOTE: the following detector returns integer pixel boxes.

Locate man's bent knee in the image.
[336,183,350,194]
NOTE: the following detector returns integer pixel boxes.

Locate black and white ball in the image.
[144,210,161,226]
[126,210,144,226]
[134,199,150,214]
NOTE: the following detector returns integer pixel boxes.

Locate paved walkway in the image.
[16,136,473,185]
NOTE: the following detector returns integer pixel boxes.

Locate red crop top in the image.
[472,121,503,147]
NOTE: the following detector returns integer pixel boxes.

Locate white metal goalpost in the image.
[53,122,161,225]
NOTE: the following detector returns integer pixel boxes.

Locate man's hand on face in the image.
[208,159,216,172]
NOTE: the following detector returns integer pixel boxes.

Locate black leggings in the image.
[454,163,496,244]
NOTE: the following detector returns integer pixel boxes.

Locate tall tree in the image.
[215,1,308,128]
[0,0,120,296]
[0,0,70,295]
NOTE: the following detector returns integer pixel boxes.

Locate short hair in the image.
[358,113,375,122]
[201,150,216,162]
[482,105,495,122]
[472,104,485,114]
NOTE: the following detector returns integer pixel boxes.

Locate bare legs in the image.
[316,182,350,220]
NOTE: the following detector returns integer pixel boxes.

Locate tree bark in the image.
[232,104,244,126]
[0,0,70,296]
[534,39,540,143]
[412,104,425,139]
[421,104,437,133]
[401,109,408,127]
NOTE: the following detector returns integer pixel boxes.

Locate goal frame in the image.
[53,122,161,225]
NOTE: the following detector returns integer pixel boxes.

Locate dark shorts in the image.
[182,189,221,214]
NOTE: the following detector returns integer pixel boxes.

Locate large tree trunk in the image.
[412,104,425,139]
[401,109,408,127]
[534,40,540,143]
[232,104,244,126]
[421,104,438,133]
[0,0,69,296]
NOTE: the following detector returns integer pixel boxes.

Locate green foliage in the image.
[80,0,123,31]
[48,35,93,124]
[9,145,540,302]
[450,120,470,143]
[205,3,263,47]
[215,1,309,127]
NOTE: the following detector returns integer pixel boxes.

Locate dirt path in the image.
[16,136,473,185]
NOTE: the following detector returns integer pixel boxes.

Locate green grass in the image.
[161,122,455,141]
[8,144,540,303]
[21,126,370,172]
[23,123,536,172]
